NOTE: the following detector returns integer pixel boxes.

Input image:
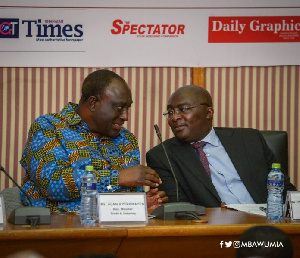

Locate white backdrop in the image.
[0,0,299,67]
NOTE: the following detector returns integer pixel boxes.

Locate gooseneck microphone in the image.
[0,165,50,227]
[0,165,33,206]
[154,124,179,202]
[151,125,205,221]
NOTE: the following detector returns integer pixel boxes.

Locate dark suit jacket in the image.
[146,127,296,207]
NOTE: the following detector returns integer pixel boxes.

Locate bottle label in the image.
[267,180,283,188]
[81,183,97,191]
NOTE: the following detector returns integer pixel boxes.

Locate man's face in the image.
[167,88,213,142]
[91,78,132,138]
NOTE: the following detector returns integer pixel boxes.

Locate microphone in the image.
[154,124,179,202]
[0,165,50,227]
[151,125,205,221]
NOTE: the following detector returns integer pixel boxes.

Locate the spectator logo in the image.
[111,19,185,38]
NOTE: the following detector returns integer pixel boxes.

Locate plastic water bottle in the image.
[80,165,97,223]
[267,163,284,221]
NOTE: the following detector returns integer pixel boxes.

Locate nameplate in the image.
[0,195,6,224]
[97,192,148,224]
[284,191,300,220]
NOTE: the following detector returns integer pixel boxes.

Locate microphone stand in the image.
[0,165,50,227]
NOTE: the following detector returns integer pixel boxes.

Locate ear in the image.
[206,107,214,119]
[87,96,98,111]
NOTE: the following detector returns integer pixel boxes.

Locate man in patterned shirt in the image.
[20,69,167,212]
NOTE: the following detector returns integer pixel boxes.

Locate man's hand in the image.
[146,188,168,210]
[118,165,162,188]
[221,202,227,208]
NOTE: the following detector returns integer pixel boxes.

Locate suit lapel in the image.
[214,129,247,174]
[215,128,260,201]
[169,138,221,201]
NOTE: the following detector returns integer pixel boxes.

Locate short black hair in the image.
[171,85,213,107]
[80,69,127,102]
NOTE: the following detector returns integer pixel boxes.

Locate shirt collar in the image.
[61,102,83,126]
[191,127,219,147]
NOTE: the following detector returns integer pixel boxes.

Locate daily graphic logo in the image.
[208,16,300,43]
[0,19,19,38]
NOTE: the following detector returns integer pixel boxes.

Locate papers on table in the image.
[0,195,6,224]
[226,203,267,216]
[284,191,300,220]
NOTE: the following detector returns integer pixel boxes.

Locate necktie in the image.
[192,141,211,178]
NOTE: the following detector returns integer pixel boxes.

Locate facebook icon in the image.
[0,19,19,38]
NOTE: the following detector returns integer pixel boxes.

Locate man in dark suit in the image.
[146,85,296,207]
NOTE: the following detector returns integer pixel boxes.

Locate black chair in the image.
[260,130,288,173]
[0,186,23,214]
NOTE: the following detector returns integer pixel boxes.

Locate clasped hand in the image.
[118,164,162,188]
[118,165,168,209]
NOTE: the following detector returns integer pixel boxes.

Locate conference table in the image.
[1,208,300,258]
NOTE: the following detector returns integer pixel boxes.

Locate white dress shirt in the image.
[193,128,255,205]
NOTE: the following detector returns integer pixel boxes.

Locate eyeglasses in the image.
[163,103,209,119]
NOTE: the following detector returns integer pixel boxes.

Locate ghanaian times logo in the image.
[0,19,19,38]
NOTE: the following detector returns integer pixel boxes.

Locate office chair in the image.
[260,130,288,173]
[0,186,23,214]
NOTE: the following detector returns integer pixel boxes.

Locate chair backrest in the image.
[260,130,288,173]
[0,186,23,214]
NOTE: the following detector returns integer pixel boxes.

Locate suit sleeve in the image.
[146,147,190,203]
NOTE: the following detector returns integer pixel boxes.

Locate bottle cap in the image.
[272,163,281,169]
[85,165,94,171]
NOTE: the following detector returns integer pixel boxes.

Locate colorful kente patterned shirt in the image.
[20,102,142,213]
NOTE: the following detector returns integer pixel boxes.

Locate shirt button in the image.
[229,184,232,188]
[206,153,210,157]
